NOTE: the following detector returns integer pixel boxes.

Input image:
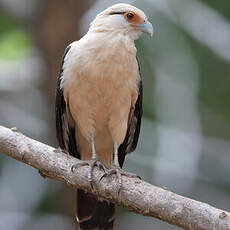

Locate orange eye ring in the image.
[126,12,134,20]
[124,12,136,21]
[124,11,145,25]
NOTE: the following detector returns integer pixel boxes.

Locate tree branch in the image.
[0,125,229,230]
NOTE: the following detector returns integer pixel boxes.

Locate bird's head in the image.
[89,3,153,40]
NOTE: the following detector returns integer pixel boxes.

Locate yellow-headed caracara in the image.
[55,3,153,230]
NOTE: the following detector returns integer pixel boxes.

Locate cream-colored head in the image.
[89,3,153,40]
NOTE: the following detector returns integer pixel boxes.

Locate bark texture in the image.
[0,125,230,230]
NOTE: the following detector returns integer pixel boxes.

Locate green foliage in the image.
[0,12,17,34]
[0,29,31,60]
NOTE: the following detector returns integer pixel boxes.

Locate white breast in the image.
[62,32,140,166]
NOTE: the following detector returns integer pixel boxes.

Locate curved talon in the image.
[89,180,94,189]
[100,166,140,194]
[100,173,108,181]
[71,134,107,189]
[71,161,88,172]
[120,171,141,179]
[71,165,76,173]
[98,162,106,172]
[99,168,122,194]
[71,159,106,189]
[118,184,121,195]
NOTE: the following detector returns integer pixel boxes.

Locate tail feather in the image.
[76,189,115,230]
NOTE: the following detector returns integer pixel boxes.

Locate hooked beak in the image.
[135,21,154,36]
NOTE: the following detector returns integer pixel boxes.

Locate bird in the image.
[55,3,153,230]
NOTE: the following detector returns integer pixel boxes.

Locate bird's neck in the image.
[86,30,137,55]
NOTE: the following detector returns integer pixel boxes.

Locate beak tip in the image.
[149,29,154,37]
[147,22,154,37]
[136,21,154,37]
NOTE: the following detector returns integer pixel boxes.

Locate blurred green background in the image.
[0,0,230,229]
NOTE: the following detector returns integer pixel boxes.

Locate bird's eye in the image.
[126,13,134,20]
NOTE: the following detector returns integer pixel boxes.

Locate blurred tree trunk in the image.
[27,0,93,144]
[31,0,92,98]
[29,0,93,222]
[0,0,93,227]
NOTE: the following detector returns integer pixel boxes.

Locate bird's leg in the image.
[71,134,106,189]
[100,142,140,194]
[87,134,106,188]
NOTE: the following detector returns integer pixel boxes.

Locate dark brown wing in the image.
[55,45,80,159]
[118,59,143,167]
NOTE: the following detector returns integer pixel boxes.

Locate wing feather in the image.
[118,59,143,167]
[55,45,80,159]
